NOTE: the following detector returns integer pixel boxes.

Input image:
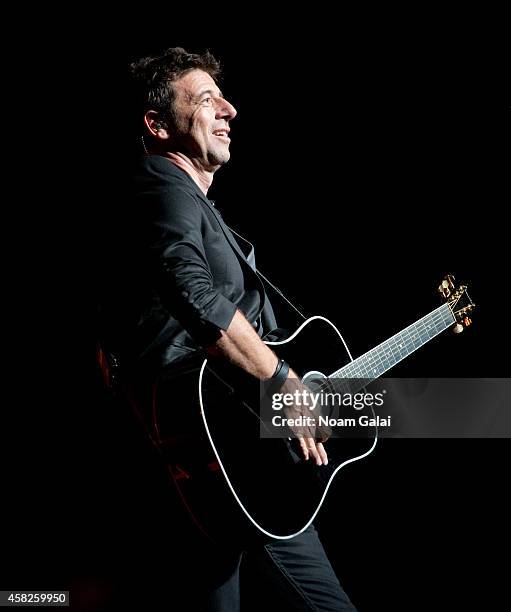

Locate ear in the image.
[144,111,170,139]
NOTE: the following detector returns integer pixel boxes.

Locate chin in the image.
[209,150,231,166]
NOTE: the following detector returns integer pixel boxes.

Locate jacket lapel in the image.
[193,190,268,320]
[194,190,252,264]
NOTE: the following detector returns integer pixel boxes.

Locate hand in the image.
[279,370,331,466]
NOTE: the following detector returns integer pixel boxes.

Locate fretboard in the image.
[330,303,455,383]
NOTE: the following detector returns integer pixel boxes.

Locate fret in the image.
[330,303,454,383]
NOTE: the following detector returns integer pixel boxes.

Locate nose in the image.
[216,97,237,121]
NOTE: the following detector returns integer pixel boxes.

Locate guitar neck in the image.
[330,303,455,383]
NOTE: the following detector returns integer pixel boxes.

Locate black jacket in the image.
[101,155,277,371]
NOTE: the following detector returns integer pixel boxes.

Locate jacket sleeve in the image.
[143,186,237,346]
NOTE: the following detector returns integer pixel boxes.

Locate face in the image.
[167,69,237,170]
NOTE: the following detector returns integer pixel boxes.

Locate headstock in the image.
[438,274,476,333]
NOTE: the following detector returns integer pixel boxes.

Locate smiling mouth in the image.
[212,129,230,140]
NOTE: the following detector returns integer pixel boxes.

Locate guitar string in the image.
[335,304,453,377]
[308,304,455,397]
[336,305,453,379]
[333,307,452,382]
[264,305,455,433]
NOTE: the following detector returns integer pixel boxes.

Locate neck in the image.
[331,303,455,383]
[163,152,214,195]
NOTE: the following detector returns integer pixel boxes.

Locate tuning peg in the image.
[438,274,456,298]
[439,281,451,298]
[452,323,464,334]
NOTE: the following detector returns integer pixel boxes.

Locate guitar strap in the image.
[199,195,306,332]
[226,225,308,323]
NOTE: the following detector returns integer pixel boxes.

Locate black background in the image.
[3,14,509,611]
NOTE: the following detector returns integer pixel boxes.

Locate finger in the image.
[299,437,309,461]
[316,442,328,465]
[306,437,322,466]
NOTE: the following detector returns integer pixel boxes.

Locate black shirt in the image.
[101,155,277,371]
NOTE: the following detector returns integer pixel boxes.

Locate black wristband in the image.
[270,359,289,391]
[272,358,285,378]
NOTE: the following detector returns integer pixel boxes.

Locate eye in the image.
[202,97,213,105]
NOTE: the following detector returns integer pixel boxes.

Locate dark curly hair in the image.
[129,47,222,133]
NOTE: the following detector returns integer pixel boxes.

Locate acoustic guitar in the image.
[149,275,475,541]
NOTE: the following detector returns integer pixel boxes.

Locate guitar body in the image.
[154,316,377,541]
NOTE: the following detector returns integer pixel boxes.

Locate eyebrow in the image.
[196,88,224,100]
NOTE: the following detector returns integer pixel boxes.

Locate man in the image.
[101,47,356,611]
